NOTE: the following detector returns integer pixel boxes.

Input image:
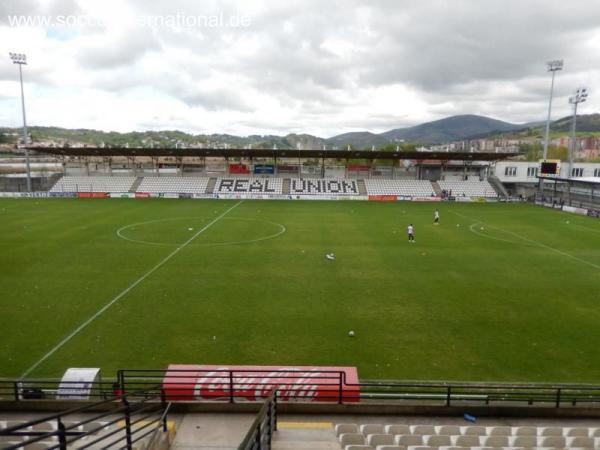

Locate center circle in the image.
[116,217,286,247]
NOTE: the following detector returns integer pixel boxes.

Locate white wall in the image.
[495,161,600,182]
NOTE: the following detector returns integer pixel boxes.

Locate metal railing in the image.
[0,388,170,450]
[3,370,600,408]
[237,390,277,450]
[0,379,120,401]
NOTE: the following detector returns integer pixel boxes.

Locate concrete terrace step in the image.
[205,177,217,194]
[272,422,337,450]
[357,179,367,196]
[431,181,442,196]
[129,177,143,193]
[283,178,291,195]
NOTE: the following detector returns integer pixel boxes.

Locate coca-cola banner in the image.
[162,364,360,402]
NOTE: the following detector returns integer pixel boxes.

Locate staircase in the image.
[283,178,291,195]
[487,175,509,198]
[205,177,217,194]
[129,177,143,193]
[272,422,338,450]
[357,179,367,196]
[431,181,443,197]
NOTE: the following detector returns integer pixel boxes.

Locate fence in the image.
[3,370,600,408]
[0,389,170,450]
[237,390,278,450]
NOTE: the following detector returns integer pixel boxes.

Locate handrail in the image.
[237,390,277,450]
[4,370,600,409]
[0,388,170,450]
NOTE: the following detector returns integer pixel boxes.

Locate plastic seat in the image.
[513,426,537,436]
[567,436,594,447]
[509,435,537,447]
[360,424,385,436]
[486,426,510,435]
[385,425,411,435]
[375,446,406,450]
[340,433,366,447]
[435,426,461,436]
[411,425,436,435]
[540,435,566,447]
[481,435,508,447]
[462,426,486,435]
[453,435,479,446]
[539,427,563,436]
[395,435,423,446]
[367,434,395,446]
[336,424,359,437]
[423,435,451,446]
[566,427,590,437]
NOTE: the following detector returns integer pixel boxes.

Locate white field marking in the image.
[20,200,243,378]
[450,210,600,271]
[116,217,286,247]
[116,218,185,246]
[468,221,528,246]
[572,223,600,235]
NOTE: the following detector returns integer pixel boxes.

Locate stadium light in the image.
[542,59,563,161]
[568,87,588,177]
[9,52,32,192]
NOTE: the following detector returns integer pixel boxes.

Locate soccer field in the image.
[1,198,600,382]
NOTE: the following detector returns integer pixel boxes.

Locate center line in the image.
[21,200,243,378]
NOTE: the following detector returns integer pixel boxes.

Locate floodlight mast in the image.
[543,60,563,161]
[568,87,588,177]
[9,52,32,192]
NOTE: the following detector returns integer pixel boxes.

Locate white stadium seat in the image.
[437,180,497,198]
[289,178,360,196]
[49,176,135,193]
[364,180,436,197]
[214,177,283,194]
[136,177,209,194]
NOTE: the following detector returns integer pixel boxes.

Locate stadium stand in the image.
[214,177,283,194]
[136,177,209,194]
[437,180,498,198]
[364,180,436,197]
[49,176,136,193]
[334,422,600,449]
[289,178,361,196]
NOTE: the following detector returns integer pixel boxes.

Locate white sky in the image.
[0,0,599,138]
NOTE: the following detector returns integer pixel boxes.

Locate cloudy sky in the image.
[0,0,599,137]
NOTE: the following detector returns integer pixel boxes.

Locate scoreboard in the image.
[538,159,561,177]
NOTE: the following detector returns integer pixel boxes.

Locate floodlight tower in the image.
[543,60,563,160]
[9,52,32,192]
[568,87,588,177]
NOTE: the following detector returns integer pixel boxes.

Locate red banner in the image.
[135,192,150,198]
[229,164,250,174]
[163,364,359,402]
[368,195,397,202]
[77,192,107,198]
[347,164,370,172]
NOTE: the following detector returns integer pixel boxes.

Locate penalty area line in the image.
[20,200,243,378]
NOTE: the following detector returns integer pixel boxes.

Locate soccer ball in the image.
[348,330,355,337]
[188,227,193,231]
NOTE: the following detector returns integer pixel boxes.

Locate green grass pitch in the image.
[1,198,600,382]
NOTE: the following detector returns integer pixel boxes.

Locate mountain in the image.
[324,115,527,147]
[379,115,524,144]
[326,131,389,149]
[3,114,599,150]
[550,113,600,132]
